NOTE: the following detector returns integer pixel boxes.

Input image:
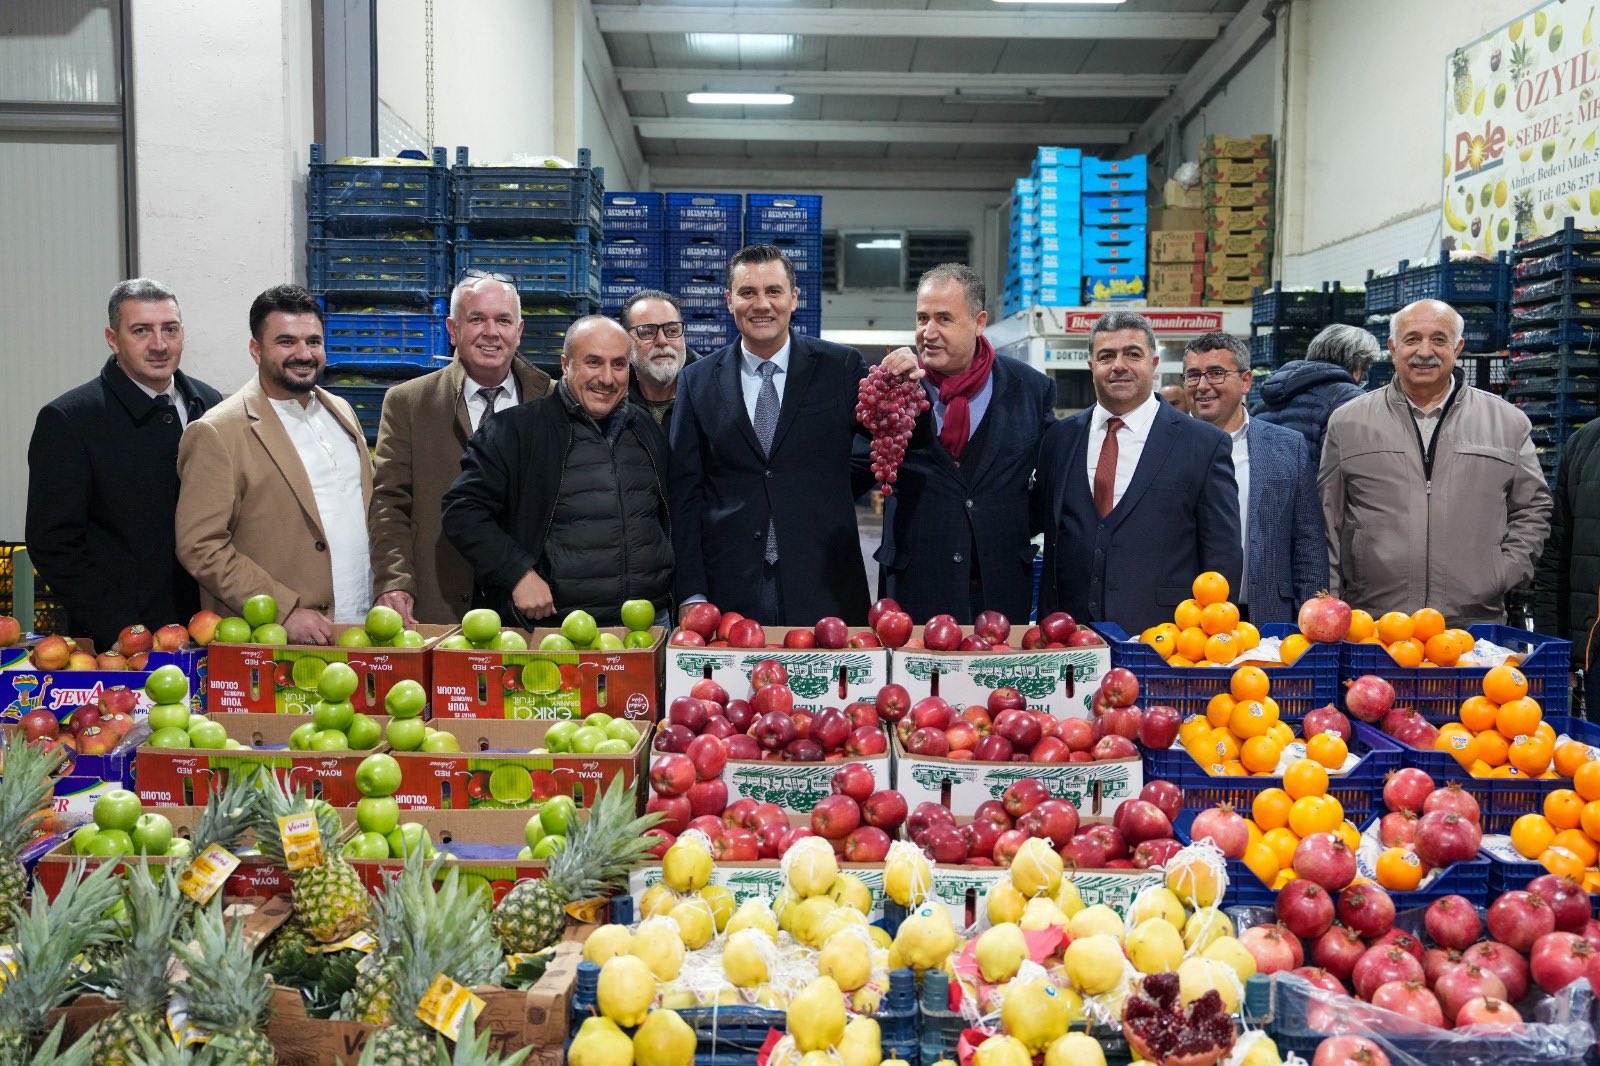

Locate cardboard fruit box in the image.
[391,717,649,810]
[431,627,664,722]
[3,720,144,818]
[717,734,891,813]
[1207,204,1273,232]
[891,732,1142,819]
[206,623,453,715]
[0,641,205,723]
[1202,133,1273,159]
[336,807,550,892]
[135,712,389,806]
[664,629,890,714]
[891,625,1111,718]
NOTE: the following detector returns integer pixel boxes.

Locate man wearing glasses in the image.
[1035,309,1241,635]
[1183,333,1325,624]
[369,272,553,625]
[621,289,698,426]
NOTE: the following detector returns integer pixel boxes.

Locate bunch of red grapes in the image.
[856,363,930,495]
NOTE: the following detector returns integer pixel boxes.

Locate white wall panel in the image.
[0,1,118,104]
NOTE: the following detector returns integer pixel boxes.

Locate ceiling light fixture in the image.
[687,91,794,105]
[685,32,796,58]
[855,238,903,250]
[991,0,1124,4]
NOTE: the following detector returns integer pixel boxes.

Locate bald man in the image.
[441,316,674,627]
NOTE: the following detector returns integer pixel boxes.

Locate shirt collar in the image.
[1407,373,1457,417]
[1230,411,1251,443]
[270,393,321,421]
[1093,391,1160,435]
[123,367,179,407]
[741,334,792,377]
[463,370,515,403]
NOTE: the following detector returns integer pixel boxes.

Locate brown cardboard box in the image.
[1151,206,1207,229]
[1205,277,1268,304]
[1163,178,1204,209]
[1151,230,1207,263]
[1209,230,1273,257]
[1147,289,1206,307]
[1202,158,1275,184]
[1206,250,1270,276]
[1203,133,1273,159]
[1149,264,1206,291]
[1204,182,1274,210]
[1208,204,1274,232]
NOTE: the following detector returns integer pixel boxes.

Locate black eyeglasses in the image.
[629,321,684,341]
[1183,367,1244,386]
[462,269,514,283]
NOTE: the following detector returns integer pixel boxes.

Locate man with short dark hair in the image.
[1183,332,1325,624]
[1252,323,1375,465]
[442,316,673,627]
[176,284,373,644]
[1036,309,1241,634]
[1159,383,1191,414]
[621,289,697,426]
[26,279,222,650]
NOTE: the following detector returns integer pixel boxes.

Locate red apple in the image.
[986,687,1027,714]
[863,790,908,832]
[186,610,221,645]
[957,635,992,651]
[20,710,58,742]
[646,794,691,834]
[974,610,1011,645]
[923,615,962,651]
[831,763,877,803]
[1059,718,1094,752]
[31,636,71,670]
[812,794,862,839]
[974,734,1014,761]
[946,721,980,751]
[813,617,849,649]
[686,778,729,817]
[1066,629,1102,647]
[686,734,729,780]
[848,631,882,649]
[152,624,188,652]
[750,685,795,717]
[0,616,22,647]
[728,619,766,648]
[1004,778,1049,818]
[748,660,787,692]
[1099,668,1139,708]
[681,602,722,639]
[847,726,887,756]
[906,727,950,757]
[650,753,695,797]
[994,829,1030,865]
[1031,736,1069,763]
[1039,612,1077,643]
[668,696,710,733]
[96,652,128,671]
[116,625,153,656]
[690,678,730,706]
[723,798,759,828]
[875,683,912,722]
[782,629,817,649]
[924,823,969,864]
[867,598,902,628]
[844,825,891,862]
[874,610,913,648]
[670,628,705,646]
[845,701,878,730]
[910,697,953,730]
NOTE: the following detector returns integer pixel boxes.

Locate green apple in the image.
[87,830,133,857]
[623,630,655,649]
[336,627,373,649]
[386,717,427,751]
[344,713,382,750]
[215,616,252,643]
[311,729,350,751]
[461,609,502,645]
[561,610,598,648]
[384,679,426,719]
[345,831,392,859]
[594,632,625,651]
[439,634,472,651]
[165,838,192,859]
[146,702,191,733]
[523,813,546,850]
[539,795,577,837]
[517,845,534,860]
[420,731,461,753]
[130,813,174,855]
[538,633,575,652]
[570,727,604,754]
[356,753,402,797]
[71,825,100,855]
[187,720,228,749]
[593,738,631,755]
[365,606,403,643]
[532,835,565,859]
[544,721,578,753]
[619,599,656,633]
[605,719,640,746]
[391,630,426,648]
[252,623,288,646]
[144,665,189,706]
[242,594,279,630]
[289,722,320,750]
[148,727,191,749]
[312,699,356,733]
[317,661,360,702]
[584,713,614,732]
[491,630,528,651]
[225,739,247,750]
[356,796,400,835]
[386,822,428,858]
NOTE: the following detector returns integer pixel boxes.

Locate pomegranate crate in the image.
[390,717,647,810]
[1339,624,1571,720]
[1143,729,1400,818]
[891,626,1110,718]
[205,623,451,715]
[663,630,888,715]
[431,627,664,721]
[891,732,1141,818]
[1352,815,1491,906]
[1099,622,1340,723]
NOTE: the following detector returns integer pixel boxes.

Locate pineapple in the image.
[89,863,185,1066]
[124,1032,196,1066]
[1510,40,1533,82]
[0,860,123,1066]
[1452,48,1473,114]
[170,901,276,1066]
[252,774,370,943]
[359,1016,531,1066]
[492,779,662,953]
[28,1021,100,1066]
[343,955,398,1026]
[0,731,68,932]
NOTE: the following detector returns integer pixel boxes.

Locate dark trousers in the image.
[760,562,784,626]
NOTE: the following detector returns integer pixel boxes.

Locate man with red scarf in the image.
[873,264,1057,623]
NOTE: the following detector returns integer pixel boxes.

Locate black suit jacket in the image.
[1036,397,1242,634]
[877,356,1056,623]
[669,331,871,624]
[26,358,222,649]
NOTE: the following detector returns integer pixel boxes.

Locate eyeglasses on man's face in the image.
[629,321,684,341]
[1183,367,1244,386]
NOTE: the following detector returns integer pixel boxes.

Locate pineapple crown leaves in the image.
[249,770,345,868]
[0,731,65,854]
[170,900,273,1041]
[110,860,187,1017]
[542,777,667,901]
[126,1028,199,1066]
[24,1019,99,1066]
[441,1017,533,1066]
[188,769,263,859]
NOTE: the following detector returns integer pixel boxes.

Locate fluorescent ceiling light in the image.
[992,0,1124,4]
[685,33,796,59]
[687,91,794,105]
[855,238,903,250]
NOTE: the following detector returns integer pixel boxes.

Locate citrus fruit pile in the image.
[1138,573,1271,667]
[1348,607,1477,668]
[1178,666,1350,777]
[1437,663,1566,779]
[1187,758,1361,890]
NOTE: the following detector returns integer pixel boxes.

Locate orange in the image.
[1581,799,1600,841]
[1376,847,1425,891]
[1235,621,1261,650]
[1509,733,1554,776]
[1201,602,1241,636]
[1252,787,1292,831]
[1469,758,1495,778]
[1540,846,1587,880]
[1192,571,1230,606]
[1387,639,1426,668]
[1284,758,1330,800]
[1334,820,1362,852]
[1204,632,1238,666]
[1174,599,1205,631]
[1229,699,1277,739]
[1535,720,1557,747]
[1424,633,1462,666]
[1410,607,1446,643]
[1475,729,1510,767]
[1177,627,1208,662]
[1245,820,1264,847]
[1272,869,1298,890]
[1241,735,1284,773]
[1231,665,1270,703]
[1289,794,1341,836]
[1446,629,1477,659]
[1346,609,1376,642]
[1213,731,1242,763]
[1280,633,1311,665]
[1511,813,1556,858]
[1224,760,1249,777]
[1167,655,1196,667]
[1556,740,1599,778]
[1435,723,1479,770]
[1376,611,1415,645]
[1206,692,1237,729]
[1262,827,1301,868]
[1546,789,1585,831]
[1459,694,1499,732]
[1268,721,1296,749]
[1495,697,1543,739]
[1483,664,1530,704]
[1554,828,1599,865]
[1585,870,1600,894]
[1243,841,1280,885]
[1141,625,1178,659]
[1178,715,1212,748]
[1307,732,1349,769]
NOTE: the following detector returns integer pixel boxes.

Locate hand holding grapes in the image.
[857,347,930,496]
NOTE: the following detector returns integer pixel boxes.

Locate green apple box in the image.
[892,626,1111,718]
[892,732,1142,818]
[664,632,888,714]
[205,623,449,715]
[430,628,662,721]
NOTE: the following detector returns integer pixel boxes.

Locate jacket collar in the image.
[1385,366,1466,412]
[239,376,370,537]
[100,356,201,423]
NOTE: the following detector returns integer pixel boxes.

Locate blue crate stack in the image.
[1246,282,1363,408]
[1508,220,1600,486]
[1001,176,1039,316]
[599,191,665,320]
[664,193,742,354]
[1035,147,1083,306]
[746,193,824,341]
[1362,246,1510,399]
[1081,154,1147,304]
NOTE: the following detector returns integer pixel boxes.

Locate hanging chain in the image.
[424,0,436,148]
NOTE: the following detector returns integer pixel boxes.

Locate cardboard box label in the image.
[720,753,889,812]
[1202,134,1273,159]
[207,629,441,715]
[431,630,662,721]
[665,644,887,713]
[1204,184,1273,209]
[894,648,1108,715]
[392,718,644,810]
[1210,231,1273,257]
[1206,251,1270,275]
[1202,159,1275,185]
[1150,231,1207,262]
[894,746,1142,817]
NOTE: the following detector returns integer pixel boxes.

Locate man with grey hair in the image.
[622,288,698,426]
[1252,323,1376,465]
[443,315,672,627]
[1036,308,1241,634]
[1321,298,1550,624]
[873,263,1055,622]
[27,279,222,650]
[370,272,552,624]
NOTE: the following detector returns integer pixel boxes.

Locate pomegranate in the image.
[1424,895,1482,950]
[1312,924,1367,981]
[1378,811,1419,847]
[1312,1036,1390,1066]
[1455,997,1521,1028]
[1413,811,1481,868]
[1581,918,1600,953]
[1382,767,1434,814]
[1422,946,1463,986]
[1383,709,1440,748]
[1421,782,1480,825]
[1240,924,1299,974]
[1293,833,1358,892]
[1139,779,1184,822]
[1121,973,1236,1066]
[1292,967,1347,996]
[1462,941,1530,1002]
[1343,675,1395,723]
[1487,891,1554,953]
[1370,980,1445,1027]
[1337,883,1395,939]
[1526,874,1592,932]
[1115,800,1173,846]
[1352,945,1424,1000]
[1372,930,1424,962]
[1277,880,1336,939]
[1529,930,1595,992]
[1299,591,1352,642]
[1303,704,1352,743]
[1433,962,1507,1019]
[1189,804,1250,859]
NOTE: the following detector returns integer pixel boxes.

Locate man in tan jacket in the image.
[369,274,553,625]
[1319,298,1551,625]
[176,285,374,644]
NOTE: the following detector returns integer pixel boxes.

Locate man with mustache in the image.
[1321,298,1550,624]
[622,289,698,426]
[176,285,373,644]
[442,316,672,628]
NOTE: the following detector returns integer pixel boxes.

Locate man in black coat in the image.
[26,279,222,650]
[1534,420,1600,717]
[669,244,920,626]
[876,264,1055,623]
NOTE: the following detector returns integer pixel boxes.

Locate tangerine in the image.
[1241,735,1283,773]
[1262,827,1301,868]
[1509,733,1554,776]
[1545,788,1585,831]
[1346,609,1376,642]
[1458,694,1499,732]
[1410,607,1446,643]
[1387,639,1426,668]
[1376,611,1415,644]
[1435,723,1479,770]
[1205,692,1237,729]
[1268,721,1296,749]
[1511,813,1556,858]
[1192,572,1230,606]
[1177,627,1209,662]
[1540,846,1587,880]
[1581,800,1600,841]
[1495,697,1543,739]
[1174,599,1205,631]
[1178,715,1212,747]
[1424,633,1462,667]
[1243,842,1279,885]
[1204,632,1238,666]
[1483,664,1530,704]
[1306,732,1349,768]
[1280,633,1311,665]
[1553,828,1599,865]
[1284,758,1329,800]
[1376,847,1424,891]
[1334,821,1362,852]
[1229,699,1277,739]
[1201,601,1241,636]
[1288,795,1341,836]
[1167,655,1196,667]
[1475,729,1510,767]
[1235,621,1261,650]
[1556,740,1599,778]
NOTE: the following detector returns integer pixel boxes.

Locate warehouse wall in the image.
[1178,33,1282,164]
[581,74,629,192]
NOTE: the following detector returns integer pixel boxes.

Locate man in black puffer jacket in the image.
[1251,323,1375,465]
[1535,421,1600,717]
[441,316,673,628]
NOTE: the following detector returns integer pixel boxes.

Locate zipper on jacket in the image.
[1402,369,1464,607]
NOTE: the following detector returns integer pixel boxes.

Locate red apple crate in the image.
[431,627,664,721]
[1339,624,1571,721]
[1098,622,1340,723]
[890,624,1112,719]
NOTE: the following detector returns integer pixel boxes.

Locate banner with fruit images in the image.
[1443,1,1600,252]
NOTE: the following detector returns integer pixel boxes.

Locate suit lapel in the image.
[768,332,814,457]
[719,343,766,459]
[1109,403,1175,523]
[1244,420,1261,590]
[1060,408,1094,514]
[243,381,327,538]
[918,380,963,480]
[444,359,472,441]
[962,360,1010,488]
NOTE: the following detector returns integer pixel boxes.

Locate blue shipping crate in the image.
[322,299,450,371]
[1031,235,1082,254]
[1081,195,1148,227]
[1034,146,1083,170]
[453,238,599,302]
[666,270,725,301]
[665,192,742,233]
[323,384,387,443]
[1338,624,1571,720]
[1082,155,1148,193]
[744,193,822,234]
[1037,286,1078,305]
[1037,180,1083,202]
[1038,200,1084,222]
[451,147,603,232]
[765,234,823,275]
[602,192,663,232]
[600,234,664,271]
[307,144,450,228]
[307,237,452,298]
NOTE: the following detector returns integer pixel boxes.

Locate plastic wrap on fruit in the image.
[818,923,876,993]
[1165,840,1230,910]
[883,839,933,906]
[784,835,841,899]
[631,915,687,981]
[986,961,1074,1053]
[1219,1030,1299,1066]
[661,829,715,893]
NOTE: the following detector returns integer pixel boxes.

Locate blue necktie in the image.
[754,361,780,564]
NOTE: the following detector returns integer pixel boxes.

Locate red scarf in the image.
[924,335,995,458]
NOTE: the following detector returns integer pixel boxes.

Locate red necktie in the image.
[1094,416,1124,518]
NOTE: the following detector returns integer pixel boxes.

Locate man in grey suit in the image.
[1183,333,1326,624]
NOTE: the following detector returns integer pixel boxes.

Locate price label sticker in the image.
[167,995,209,1048]
[177,844,240,905]
[323,929,377,954]
[277,812,325,871]
[415,972,485,1040]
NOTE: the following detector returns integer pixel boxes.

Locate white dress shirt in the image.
[270,395,372,623]
[128,372,187,429]
[740,336,792,423]
[1230,413,1251,604]
[463,372,519,433]
[1407,374,1456,450]
[1085,392,1161,511]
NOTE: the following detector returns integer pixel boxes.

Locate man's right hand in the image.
[513,570,555,621]
[883,347,926,382]
[376,590,417,629]
[284,608,334,645]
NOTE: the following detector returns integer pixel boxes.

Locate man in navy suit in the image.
[1183,333,1327,624]
[1036,310,1242,635]
[876,264,1056,623]
[669,244,920,625]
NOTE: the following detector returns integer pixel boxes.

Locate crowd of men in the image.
[30,244,1598,704]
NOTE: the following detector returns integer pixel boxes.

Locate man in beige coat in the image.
[1319,298,1551,625]
[176,285,374,644]
[369,274,553,626]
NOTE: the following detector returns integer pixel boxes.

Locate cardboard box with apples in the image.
[890,619,1112,718]
[205,623,451,715]
[430,628,664,721]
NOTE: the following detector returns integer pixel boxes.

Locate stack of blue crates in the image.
[746,193,824,339]
[600,191,664,317]
[1081,154,1148,303]
[1363,245,1511,399]
[1002,176,1039,316]
[1001,147,1083,311]
[666,193,743,353]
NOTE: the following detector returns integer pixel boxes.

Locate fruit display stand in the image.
[432,627,665,721]
[134,712,390,806]
[891,626,1110,718]
[717,738,890,814]
[1098,622,1339,723]
[390,716,650,810]
[205,622,454,714]
[664,629,889,715]
[891,731,1141,818]
[1147,728,1400,816]
[0,641,206,721]
[1340,625,1571,720]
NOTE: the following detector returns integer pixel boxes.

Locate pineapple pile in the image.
[88,862,185,1066]
[0,731,69,934]
[169,901,277,1064]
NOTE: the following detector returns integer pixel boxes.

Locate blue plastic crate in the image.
[1486,845,1600,905]
[1365,272,1404,314]
[666,192,743,234]
[918,969,1128,1066]
[452,237,599,302]
[1081,155,1147,194]
[1354,815,1491,905]
[1511,348,1600,373]
[1513,321,1600,351]
[1339,624,1571,720]
[322,298,450,371]
[1517,247,1600,280]
[1517,221,1600,256]
[1461,313,1510,352]
[451,147,603,232]
[1149,728,1399,821]
[1511,294,1600,324]
[1252,285,1328,327]
[744,193,822,235]
[667,270,727,301]
[1514,273,1600,306]
[1401,252,1511,303]
[307,237,452,298]
[322,384,388,444]
[602,191,664,232]
[600,234,665,272]
[307,144,450,227]
[666,235,740,274]
[1249,329,1318,367]
[519,304,598,368]
[1081,195,1147,227]
[599,271,665,308]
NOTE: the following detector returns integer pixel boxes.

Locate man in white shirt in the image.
[176,285,374,644]
[370,273,552,625]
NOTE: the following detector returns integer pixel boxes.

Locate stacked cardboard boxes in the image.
[1202,134,1275,305]
[1081,155,1148,304]
[1147,207,1207,307]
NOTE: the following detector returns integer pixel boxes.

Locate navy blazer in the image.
[1037,398,1242,634]
[876,356,1056,623]
[1243,417,1329,623]
[669,331,872,624]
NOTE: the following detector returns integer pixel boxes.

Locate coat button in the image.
[765,470,773,479]
[953,553,963,563]
[315,541,327,551]
[966,499,973,509]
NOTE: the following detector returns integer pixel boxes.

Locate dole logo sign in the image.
[1454,120,1506,176]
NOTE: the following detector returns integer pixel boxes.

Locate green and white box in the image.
[892,629,1111,718]
[665,633,889,713]
[893,735,1142,817]
[719,749,891,813]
